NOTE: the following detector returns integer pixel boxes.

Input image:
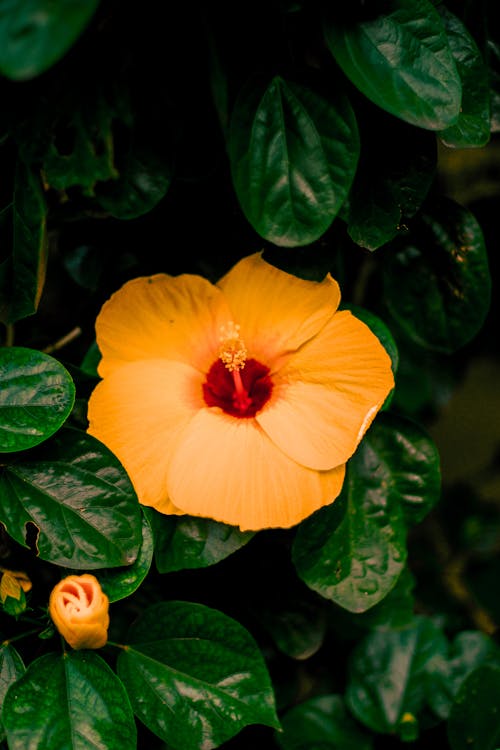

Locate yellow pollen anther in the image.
[219,321,247,372]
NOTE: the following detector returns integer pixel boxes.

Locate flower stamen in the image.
[219,321,252,412]
[219,321,247,372]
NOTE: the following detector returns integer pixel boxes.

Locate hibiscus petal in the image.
[95,274,233,378]
[87,359,202,513]
[167,410,346,531]
[217,253,340,368]
[257,311,394,470]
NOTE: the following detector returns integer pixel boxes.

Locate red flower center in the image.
[203,359,273,418]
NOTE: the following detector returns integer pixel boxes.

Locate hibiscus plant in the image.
[0,1,499,749]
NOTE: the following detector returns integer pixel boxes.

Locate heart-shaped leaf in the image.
[346,616,448,736]
[0,0,100,81]
[147,509,254,573]
[118,600,280,749]
[323,0,461,130]
[383,196,491,353]
[277,694,373,750]
[0,347,75,452]
[229,75,359,246]
[0,428,142,568]
[2,651,136,750]
[292,413,440,612]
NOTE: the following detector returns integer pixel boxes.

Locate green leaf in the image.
[447,666,500,750]
[118,600,280,749]
[437,6,491,148]
[348,567,416,632]
[0,347,75,452]
[0,427,142,568]
[346,616,448,735]
[346,115,436,250]
[97,512,153,603]
[148,509,254,573]
[427,631,500,720]
[383,196,491,353]
[0,644,25,742]
[2,651,137,750]
[0,0,100,81]
[94,105,173,219]
[292,413,440,612]
[276,694,373,750]
[323,0,461,129]
[228,75,359,247]
[0,160,48,324]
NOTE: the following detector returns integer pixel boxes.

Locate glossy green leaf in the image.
[292,413,440,612]
[228,75,359,246]
[276,694,373,750]
[0,644,25,742]
[437,6,490,148]
[118,601,280,749]
[383,196,491,353]
[148,509,254,573]
[346,115,436,250]
[2,651,136,750]
[0,427,142,568]
[0,160,48,324]
[349,567,416,632]
[0,0,100,80]
[0,347,75,452]
[447,666,500,750]
[323,0,461,129]
[346,616,448,735]
[94,512,153,603]
[427,631,500,721]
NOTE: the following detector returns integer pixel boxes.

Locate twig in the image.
[43,326,82,354]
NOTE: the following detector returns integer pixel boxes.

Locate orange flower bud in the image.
[49,574,109,650]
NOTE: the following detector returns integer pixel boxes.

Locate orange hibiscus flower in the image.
[87,253,394,531]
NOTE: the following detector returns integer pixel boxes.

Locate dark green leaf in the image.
[0,160,48,324]
[0,428,142,568]
[249,578,327,661]
[0,644,25,742]
[293,413,440,612]
[148,509,254,573]
[437,6,491,148]
[42,84,118,195]
[346,616,448,735]
[0,347,75,452]
[276,694,373,750]
[323,0,461,129]
[80,340,101,378]
[383,196,491,353]
[97,512,153,603]
[94,110,173,219]
[427,631,500,720]
[447,666,500,750]
[346,115,436,250]
[229,75,359,246]
[349,567,416,632]
[118,601,280,749]
[0,0,100,80]
[2,651,137,750]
